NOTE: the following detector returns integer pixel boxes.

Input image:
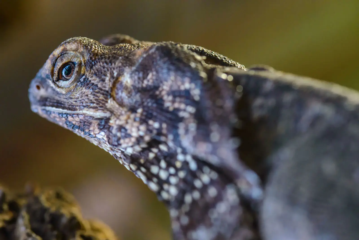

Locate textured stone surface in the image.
[0,185,117,240]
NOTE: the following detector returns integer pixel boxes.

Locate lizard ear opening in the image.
[52,52,84,90]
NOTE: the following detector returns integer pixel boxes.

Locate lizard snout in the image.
[28,76,45,112]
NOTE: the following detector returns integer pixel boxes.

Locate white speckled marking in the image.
[148,181,159,192]
[189,161,197,171]
[201,174,210,184]
[192,190,200,200]
[170,209,178,217]
[149,152,155,159]
[169,176,179,185]
[175,161,182,168]
[160,160,167,168]
[130,164,137,171]
[169,167,176,174]
[159,169,169,180]
[125,147,133,154]
[177,154,185,161]
[194,179,203,188]
[208,186,217,197]
[150,165,159,174]
[178,171,186,178]
[137,171,147,183]
[180,215,189,225]
[159,144,168,151]
[169,186,178,196]
[161,191,170,200]
[184,193,192,204]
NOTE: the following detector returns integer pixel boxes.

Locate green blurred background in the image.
[0,0,358,239]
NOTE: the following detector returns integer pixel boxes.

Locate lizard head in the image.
[28,36,150,148]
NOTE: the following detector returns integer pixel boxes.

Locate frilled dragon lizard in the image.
[28,34,359,240]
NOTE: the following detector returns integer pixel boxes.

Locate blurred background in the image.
[0,0,358,239]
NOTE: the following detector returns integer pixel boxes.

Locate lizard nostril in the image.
[36,84,41,91]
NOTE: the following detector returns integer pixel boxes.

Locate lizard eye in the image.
[58,62,75,81]
[52,52,84,90]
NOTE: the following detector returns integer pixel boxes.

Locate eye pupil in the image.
[63,65,72,76]
[60,62,75,80]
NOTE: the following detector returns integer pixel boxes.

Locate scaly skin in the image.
[29,34,359,240]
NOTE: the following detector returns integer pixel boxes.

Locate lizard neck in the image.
[111,144,258,239]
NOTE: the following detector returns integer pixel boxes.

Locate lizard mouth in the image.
[29,93,111,119]
[36,106,111,118]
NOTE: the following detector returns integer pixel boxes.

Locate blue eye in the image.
[59,62,75,81]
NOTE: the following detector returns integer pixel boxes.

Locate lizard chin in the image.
[30,105,39,114]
